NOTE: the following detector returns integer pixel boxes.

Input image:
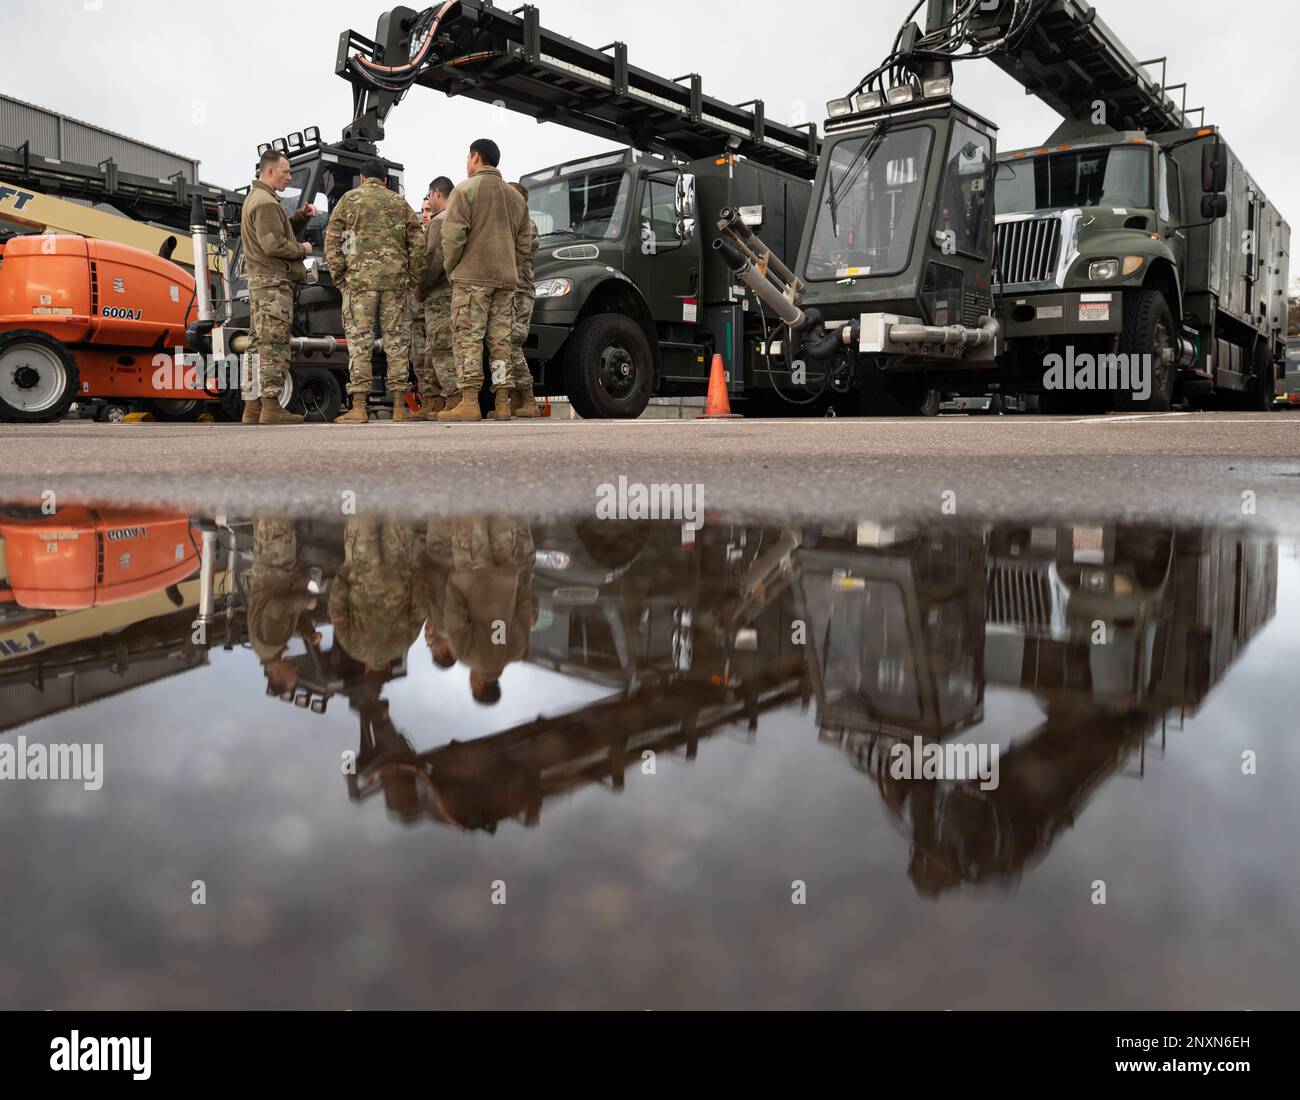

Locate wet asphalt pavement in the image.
[2,410,1299,530]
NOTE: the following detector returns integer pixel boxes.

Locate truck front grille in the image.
[986,561,1051,633]
[994,217,1061,287]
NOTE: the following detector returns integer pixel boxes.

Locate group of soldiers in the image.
[239,138,540,426]
[248,513,537,707]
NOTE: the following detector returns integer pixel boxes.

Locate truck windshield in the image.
[996,145,1152,214]
[806,126,934,281]
[525,169,631,241]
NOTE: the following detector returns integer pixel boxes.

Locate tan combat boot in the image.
[437,389,482,422]
[334,402,368,424]
[441,392,462,414]
[241,399,262,424]
[412,397,446,421]
[392,396,413,422]
[258,401,305,425]
[512,386,540,419]
[492,388,512,422]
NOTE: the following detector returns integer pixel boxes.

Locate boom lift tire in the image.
[0,330,80,423]
[1114,290,1175,412]
[563,313,653,419]
[145,399,204,422]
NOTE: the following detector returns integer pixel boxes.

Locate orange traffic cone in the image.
[697,353,742,419]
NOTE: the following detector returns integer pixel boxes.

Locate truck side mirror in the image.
[676,217,696,243]
[1201,142,1227,194]
[675,173,697,220]
[1201,193,1228,220]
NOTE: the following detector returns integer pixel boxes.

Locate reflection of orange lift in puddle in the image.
[0,506,202,619]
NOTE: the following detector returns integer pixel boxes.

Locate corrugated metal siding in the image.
[0,93,199,183]
[0,95,60,159]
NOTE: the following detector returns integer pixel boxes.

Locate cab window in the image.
[934,120,992,259]
[640,178,678,248]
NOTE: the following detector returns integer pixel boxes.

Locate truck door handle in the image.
[687,269,699,296]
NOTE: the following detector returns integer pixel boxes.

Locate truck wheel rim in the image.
[1152,318,1171,395]
[598,342,637,400]
[0,342,67,413]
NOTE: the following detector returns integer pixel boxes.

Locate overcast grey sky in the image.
[5,0,1297,236]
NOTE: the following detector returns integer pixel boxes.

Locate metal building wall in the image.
[0,93,199,183]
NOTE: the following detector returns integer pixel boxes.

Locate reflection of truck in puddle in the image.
[799,521,1277,894]
[528,520,805,693]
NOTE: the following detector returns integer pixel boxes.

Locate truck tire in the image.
[0,330,80,423]
[858,360,934,417]
[563,313,653,419]
[1114,290,1175,412]
[1238,342,1276,412]
[288,366,343,422]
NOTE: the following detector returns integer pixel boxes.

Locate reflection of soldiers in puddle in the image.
[329,519,428,674]
[247,517,323,696]
[422,520,457,671]
[443,516,537,704]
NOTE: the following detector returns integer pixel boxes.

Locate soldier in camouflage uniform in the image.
[438,139,532,423]
[506,181,541,418]
[247,516,322,695]
[325,159,426,423]
[408,288,427,411]
[239,150,316,425]
[444,515,537,704]
[413,176,458,421]
[422,518,456,667]
[329,518,428,673]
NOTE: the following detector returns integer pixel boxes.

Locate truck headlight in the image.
[1088,259,1120,281]
[534,278,573,298]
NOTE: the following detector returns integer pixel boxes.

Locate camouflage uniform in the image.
[441,165,531,398]
[325,178,426,398]
[247,277,294,401]
[451,284,516,392]
[247,517,314,664]
[240,180,312,402]
[508,219,540,390]
[329,518,428,672]
[421,288,457,399]
[409,289,427,390]
[444,516,537,679]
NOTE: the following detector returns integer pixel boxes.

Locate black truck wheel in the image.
[563,314,653,419]
[288,366,343,422]
[0,330,80,423]
[1238,341,1276,412]
[1114,290,1175,412]
[858,360,935,417]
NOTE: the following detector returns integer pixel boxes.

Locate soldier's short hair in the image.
[359,159,389,183]
[508,181,529,202]
[428,176,454,199]
[257,149,288,176]
[469,138,501,168]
